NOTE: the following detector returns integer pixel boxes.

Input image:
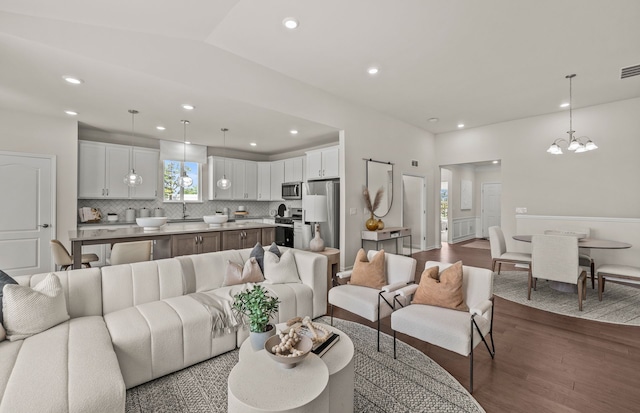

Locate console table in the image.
[361,227,412,256]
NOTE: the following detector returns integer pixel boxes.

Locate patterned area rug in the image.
[460,240,490,250]
[493,271,640,325]
[126,317,484,413]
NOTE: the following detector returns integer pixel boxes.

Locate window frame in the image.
[162,160,203,203]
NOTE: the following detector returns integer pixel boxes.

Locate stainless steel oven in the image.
[275,217,295,247]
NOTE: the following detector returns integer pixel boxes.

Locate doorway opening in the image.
[441,181,449,243]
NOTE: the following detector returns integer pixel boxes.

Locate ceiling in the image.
[1,0,639,154]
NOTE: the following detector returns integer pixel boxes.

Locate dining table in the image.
[513,234,632,292]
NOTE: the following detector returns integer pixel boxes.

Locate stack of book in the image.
[297,325,340,357]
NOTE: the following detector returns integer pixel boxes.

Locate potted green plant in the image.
[232,285,280,350]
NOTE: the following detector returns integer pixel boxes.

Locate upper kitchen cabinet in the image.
[284,156,305,183]
[130,147,159,199]
[78,141,129,199]
[257,162,271,201]
[79,141,159,199]
[306,146,339,180]
[232,159,258,200]
[270,160,285,201]
[207,156,233,200]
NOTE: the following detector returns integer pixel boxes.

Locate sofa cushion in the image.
[104,294,237,388]
[223,258,264,286]
[177,250,244,293]
[263,250,301,284]
[350,249,386,289]
[0,316,125,412]
[0,269,17,325]
[2,273,70,341]
[412,262,469,312]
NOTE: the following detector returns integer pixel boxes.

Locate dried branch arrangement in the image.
[363,186,384,214]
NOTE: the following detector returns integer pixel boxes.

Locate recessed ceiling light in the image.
[62,76,83,85]
[181,104,195,110]
[290,129,298,135]
[367,67,379,75]
[64,110,78,116]
[560,103,570,108]
[283,18,299,29]
[428,117,439,123]
[457,123,465,128]
[156,126,166,131]
[492,160,499,164]
[250,142,257,147]
[185,141,191,145]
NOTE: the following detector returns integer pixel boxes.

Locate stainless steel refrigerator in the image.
[304,179,340,249]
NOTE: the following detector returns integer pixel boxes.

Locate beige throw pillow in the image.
[263,250,301,284]
[2,273,70,341]
[412,261,469,311]
[349,249,386,289]
[223,258,264,286]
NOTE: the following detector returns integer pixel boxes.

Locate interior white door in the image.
[0,152,55,275]
[402,174,426,252]
[482,183,502,238]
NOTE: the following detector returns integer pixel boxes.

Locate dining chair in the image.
[50,239,99,270]
[530,234,587,310]
[106,241,152,265]
[488,226,531,274]
[544,227,595,289]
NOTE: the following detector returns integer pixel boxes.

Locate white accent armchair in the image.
[489,226,531,274]
[390,261,495,394]
[530,234,587,310]
[328,250,417,351]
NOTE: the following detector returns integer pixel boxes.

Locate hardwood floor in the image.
[331,240,640,413]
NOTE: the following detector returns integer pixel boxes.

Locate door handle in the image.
[39,224,50,228]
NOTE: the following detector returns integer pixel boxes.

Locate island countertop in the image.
[69,221,275,242]
[69,222,277,269]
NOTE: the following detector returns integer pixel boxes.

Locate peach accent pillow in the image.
[223,258,264,286]
[412,261,469,311]
[349,249,386,289]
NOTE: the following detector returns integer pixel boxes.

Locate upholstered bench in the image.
[596,264,640,301]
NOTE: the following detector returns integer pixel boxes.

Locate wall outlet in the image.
[350,207,357,215]
[515,207,527,214]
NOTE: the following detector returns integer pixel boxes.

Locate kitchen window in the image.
[163,160,202,202]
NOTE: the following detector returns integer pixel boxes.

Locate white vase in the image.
[249,324,275,351]
[309,223,325,252]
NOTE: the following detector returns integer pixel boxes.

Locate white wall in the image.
[436,97,640,256]
[0,109,78,247]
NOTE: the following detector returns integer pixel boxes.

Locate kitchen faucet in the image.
[182,202,189,219]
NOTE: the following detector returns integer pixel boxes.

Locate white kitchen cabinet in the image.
[207,156,232,200]
[130,147,159,199]
[306,146,339,180]
[79,141,130,199]
[270,160,285,201]
[257,162,271,201]
[231,159,257,200]
[79,141,158,199]
[284,156,304,183]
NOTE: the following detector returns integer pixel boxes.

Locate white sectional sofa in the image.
[0,247,327,413]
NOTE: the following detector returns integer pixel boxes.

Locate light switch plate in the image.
[515,207,527,213]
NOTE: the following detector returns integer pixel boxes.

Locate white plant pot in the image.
[250,324,275,351]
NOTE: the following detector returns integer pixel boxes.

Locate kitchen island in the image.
[69,222,276,269]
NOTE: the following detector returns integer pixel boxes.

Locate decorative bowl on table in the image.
[203,214,228,226]
[264,334,313,369]
[136,217,167,230]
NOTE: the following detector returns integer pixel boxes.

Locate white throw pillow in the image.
[2,273,70,341]
[263,250,301,284]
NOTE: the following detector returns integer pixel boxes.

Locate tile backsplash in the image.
[78,199,302,223]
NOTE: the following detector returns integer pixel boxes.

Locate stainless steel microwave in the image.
[282,182,302,199]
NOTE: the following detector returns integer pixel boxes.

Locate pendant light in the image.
[178,120,193,188]
[123,109,143,186]
[546,74,598,155]
[217,128,231,190]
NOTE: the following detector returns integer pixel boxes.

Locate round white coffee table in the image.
[234,323,354,413]
[228,346,329,412]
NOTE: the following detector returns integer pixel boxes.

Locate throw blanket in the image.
[190,290,248,337]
